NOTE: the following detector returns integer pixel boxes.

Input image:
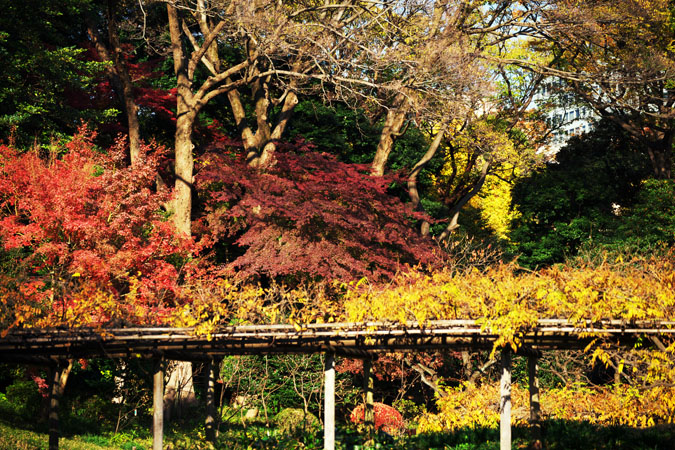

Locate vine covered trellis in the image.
[1,319,674,450]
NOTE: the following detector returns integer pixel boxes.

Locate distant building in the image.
[534,80,598,154]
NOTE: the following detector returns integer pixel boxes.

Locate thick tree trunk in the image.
[371,94,409,176]
[228,82,299,169]
[173,116,195,236]
[122,83,141,165]
[255,90,299,167]
[166,4,198,418]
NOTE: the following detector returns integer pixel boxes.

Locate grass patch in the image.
[0,421,148,450]
[2,418,674,450]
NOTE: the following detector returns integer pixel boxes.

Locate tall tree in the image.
[503,0,675,179]
[85,0,142,165]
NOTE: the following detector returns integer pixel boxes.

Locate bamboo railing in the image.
[1,319,673,450]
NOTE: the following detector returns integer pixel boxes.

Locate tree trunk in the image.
[408,126,446,235]
[173,116,195,236]
[371,95,409,176]
[228,81,299,169]
[106,1,141,164]
[255,90,299,168]
[48,360,73,450]
[645,132,673,180]
[85,5,141,165]
[437,160,490,242]
[164,360,197,421]
[166,5,198,417]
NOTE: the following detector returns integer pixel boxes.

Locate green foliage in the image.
[509,120,652,268]
[610,179,675,249]
[0,0,112,146]
[1,379,42,421]
[286,100,380,164]
[274,408,320,434]
[220,355,326,416]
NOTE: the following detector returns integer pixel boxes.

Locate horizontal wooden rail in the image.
[1,320,673,362]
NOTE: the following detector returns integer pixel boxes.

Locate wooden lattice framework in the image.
[1,319,674,450]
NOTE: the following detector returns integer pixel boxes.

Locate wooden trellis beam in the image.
[2,320,672,363]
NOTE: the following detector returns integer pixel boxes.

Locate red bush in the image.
[350,402,405,434]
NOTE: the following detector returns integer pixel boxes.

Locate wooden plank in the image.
[500,349,512,450]
[324,352,335,450]
[2,320,674,364]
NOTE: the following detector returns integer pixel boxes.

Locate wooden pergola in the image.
[1,319,673,450]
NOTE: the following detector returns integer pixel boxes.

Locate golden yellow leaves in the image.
[342,255,675,354]
[417,379,675,433]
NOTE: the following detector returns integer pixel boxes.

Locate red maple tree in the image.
[195,139,440,281]
[0,126,193,325]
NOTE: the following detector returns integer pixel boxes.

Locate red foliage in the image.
[195,139,439,281]
[0,126,193,321]
[28,371,49,398]
[135,86,177,121]
[350,402,405,434]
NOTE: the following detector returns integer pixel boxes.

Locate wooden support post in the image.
[205,359,217,442]
[324,351,336,450]
[153,360,164,450]
[48,365,62,450]
[528,356,542,443]
[48,360,72,450]
[500,349,512,450]
[363,358,374,431]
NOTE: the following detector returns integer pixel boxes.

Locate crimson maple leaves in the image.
[195,139,439,281]
[0,127,192,325]
[0,126,438,328]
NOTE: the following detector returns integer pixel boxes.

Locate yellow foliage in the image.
[343,255,675,354]
[417,382,529,433]
[469,173,521,240]
[417,380,675,433]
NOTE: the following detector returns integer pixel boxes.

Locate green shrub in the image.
[4,379,42,420]
[274,408,320,434]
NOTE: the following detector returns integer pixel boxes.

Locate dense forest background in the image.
[0,0,674,449]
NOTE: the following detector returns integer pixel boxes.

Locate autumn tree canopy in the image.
[0,0,671,315]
